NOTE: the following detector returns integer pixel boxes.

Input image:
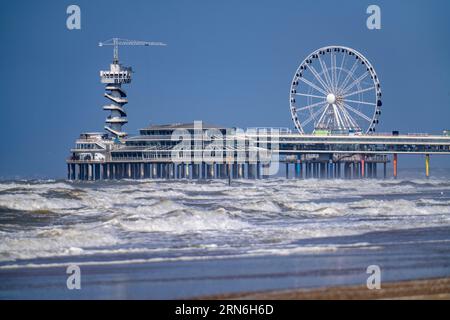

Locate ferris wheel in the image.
[289,46,382,134]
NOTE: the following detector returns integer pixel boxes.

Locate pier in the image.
[67,43,450,181]
[67,126,450,181]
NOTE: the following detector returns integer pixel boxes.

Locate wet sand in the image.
[202,277,450,300]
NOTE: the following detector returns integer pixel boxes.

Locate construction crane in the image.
[99,37,166,64]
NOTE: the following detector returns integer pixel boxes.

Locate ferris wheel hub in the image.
[326,93,336,104]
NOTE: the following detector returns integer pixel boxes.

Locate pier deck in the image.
[67,128,450,181]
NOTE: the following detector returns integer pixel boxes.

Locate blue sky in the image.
[1,0,449,178]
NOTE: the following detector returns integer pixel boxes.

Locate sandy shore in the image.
[200,277,450,300]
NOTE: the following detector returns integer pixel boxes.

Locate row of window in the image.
[76,143,98,150]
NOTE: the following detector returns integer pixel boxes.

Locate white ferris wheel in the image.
[289,46,382,134]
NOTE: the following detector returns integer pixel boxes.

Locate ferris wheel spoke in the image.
[334,104,348,129]
[338,103,360,129]
[316,104,331,127]
[296,99,327,111]
[342,71,370,95]
[344,98,376,106]
[342,86,375,98]
[342,102,372,122]
[338,106,351,129]
[336,52,346,90]
[299,77,328,96]
[332,104,345,129]
[295,93,326,99]
[302,103,328,127]
[339,60,359,94]
[331,52,337,91]
[317,55,333,90]
[337,104,351,130]
[308,65,331,92]
[341,107,359,129]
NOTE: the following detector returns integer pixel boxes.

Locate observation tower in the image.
[99,38,166,138]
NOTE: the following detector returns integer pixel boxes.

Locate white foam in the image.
[0,226,119,262]
[1,178,449,264]
[116,208,248,233]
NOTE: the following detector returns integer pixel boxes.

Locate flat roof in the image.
[140,122,229,130]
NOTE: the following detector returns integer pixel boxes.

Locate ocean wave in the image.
[0,178,449,265]
[113,208,249,233]
[0,226,119,262]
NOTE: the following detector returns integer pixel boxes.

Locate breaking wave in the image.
[0,175,449,268]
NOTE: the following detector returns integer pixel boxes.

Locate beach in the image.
[204,277,450,300]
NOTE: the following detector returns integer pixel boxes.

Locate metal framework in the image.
[98,38,166,138]
[290,46,382,135]
[99,38,166,64]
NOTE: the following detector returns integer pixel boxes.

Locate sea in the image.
[1,168,450,299]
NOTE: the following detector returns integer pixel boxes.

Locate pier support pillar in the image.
[95,164,100,180]
[156,163,161,179]
[328,161,333,179]
[152,164,157,178]
[166,163,170,179]
[140,163,144,179]
[361,157,365,178]
[191,164,196,179]
[248,164,253,179]
[425,154,430,178]
[393,154,398,179]
[299,161,303,179]
[319,162,325,179]
[256,162,261,179]
[239,164,245,179]
[337,162,341,179]
[126,163,131,179]
[71,164,76,180]
[307,162,311,179]
[232,164,237,179]
[295,161,300,179]
[210,163,215,179]
[345,162,351,179]
[88,164,93,181]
